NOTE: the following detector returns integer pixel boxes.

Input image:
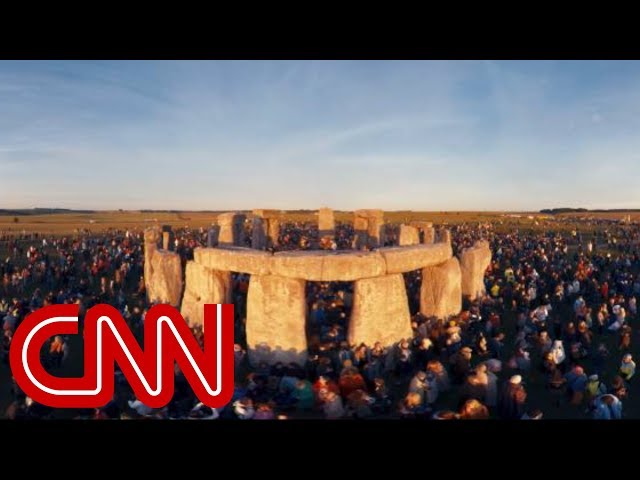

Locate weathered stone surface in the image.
[353,209,385,248]
[459,240,492,299]
[379,243,453,274]
[270,250,386,281]
[437,228,452,245]
[318,207,335,238]
[180,262,232,327]
[353,216,369,231]
[349,274,412,347]
[271,251,324,280]
[207,226,220,247]
[420,257,462,319]
[321,251,385,281]
[267,218,280,247]
[194,246,272,275]
[410,221,433,229]
[422,227,435,244]
[398,225,420,246]
[367,217,385,247]
[408,222,435,244]
[354,209,384,220]
[148,250,183,307]
[246,274,308,366]
[252,209,280,219]
[251,217,267,250]
[217,212,246,246]
[144,227,161,301]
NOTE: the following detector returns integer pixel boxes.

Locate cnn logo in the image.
[9,303,234,409]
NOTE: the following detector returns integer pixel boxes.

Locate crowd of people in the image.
[2,216,640,420]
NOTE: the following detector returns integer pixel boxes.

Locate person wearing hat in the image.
[497,375,527,420]
[620,354,636,381]
[586,374,607,404]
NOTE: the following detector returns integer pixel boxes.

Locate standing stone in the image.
[366,211,385,248]
[148,250,183,307]
[144,227,161,302]
[251,217,267,250]
[422,227,436,244]
[246,274,308,366]
[161,225,174,251]
[459,240,492,300]
[420,257,462,319]
[354,209,385,248]
[207,226,220,247]
[349,273,412,347]
[267,217,280,248]
[437,228,452,245]
[353,215,370,250]
[398,225,420,246]
[217,212,246,247]
[409,221,435,244]
[181,261,232,328]
[318,207,335,239]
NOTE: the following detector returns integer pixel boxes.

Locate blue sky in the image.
[1,60,639,211]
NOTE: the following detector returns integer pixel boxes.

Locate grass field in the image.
[0,209,620,236]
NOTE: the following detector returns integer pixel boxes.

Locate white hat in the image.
[510,375,522,385]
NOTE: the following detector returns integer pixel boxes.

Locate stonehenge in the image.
[251,216,267,250]
[143,209,492,366]
[459,239,492,299]
[436,228,452,245]
[207,225,220,247]
[148,249,183,307]
[143,227,161,302]
[181,261,232,328]
[398,224,420,246]
[217,212,246,247]
[410,221,435,244]
[349,273,413,347]
[252,209,280,248]
[318,207,335,240]
[353,209,385,249]
[246,274,308,365]
[420,257,462,319]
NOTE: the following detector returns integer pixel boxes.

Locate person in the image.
[585,374,607,403]
[459,399,490,419]
[484,359,501,408]
[293,379,314,411]
[592,394,623,420]
[323,391,345,419]
[521,408,543,420]
[565,365,588,405]
[620,354,636,381]
[498,375,527,419]
[549,340,566,369]
[408,371,430,406]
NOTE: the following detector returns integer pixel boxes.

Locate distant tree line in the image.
[540,208,640,214]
